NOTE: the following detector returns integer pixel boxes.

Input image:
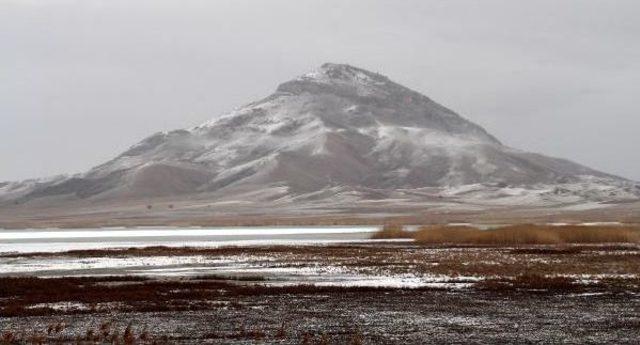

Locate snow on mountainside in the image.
[2,63,638,209]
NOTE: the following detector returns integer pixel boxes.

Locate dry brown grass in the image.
[370,224,414,239]
[552,225,640,243]
[411,224,640,245]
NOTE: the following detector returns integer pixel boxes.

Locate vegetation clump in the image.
[370,224,414,239]
[372,224,640,245]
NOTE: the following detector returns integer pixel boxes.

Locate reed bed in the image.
[370,224,414,239]
[374,224,640,245]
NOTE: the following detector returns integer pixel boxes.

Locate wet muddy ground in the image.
[2,287,639,344]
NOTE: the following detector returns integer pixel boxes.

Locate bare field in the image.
[1,199,639,229]
[2,283,638,344]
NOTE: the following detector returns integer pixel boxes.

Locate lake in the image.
[0,226,381,254]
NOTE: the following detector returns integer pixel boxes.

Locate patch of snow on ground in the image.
[27,302,90,311]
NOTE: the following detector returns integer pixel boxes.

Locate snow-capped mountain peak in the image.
[296,63,389,87]
[2,63,637,209]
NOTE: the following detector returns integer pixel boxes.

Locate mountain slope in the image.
[2,63,638,209]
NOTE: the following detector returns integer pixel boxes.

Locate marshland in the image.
[1,224,639,344]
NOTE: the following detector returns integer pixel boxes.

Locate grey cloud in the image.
[1,0,639,181]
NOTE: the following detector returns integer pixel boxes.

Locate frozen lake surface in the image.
[0,226,380,254]
[0,226,431,288]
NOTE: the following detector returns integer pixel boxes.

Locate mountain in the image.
[1,63,638,212]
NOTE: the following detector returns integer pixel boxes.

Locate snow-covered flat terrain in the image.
[0,252,470,289]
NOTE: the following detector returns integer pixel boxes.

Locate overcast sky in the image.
[1,0,639,182]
